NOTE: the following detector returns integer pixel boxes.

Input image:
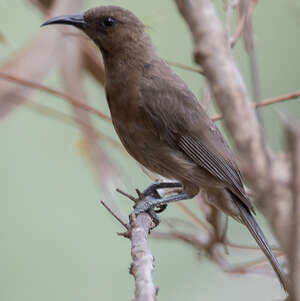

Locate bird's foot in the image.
[133,192,191,227]
[141,181,183,214]
[133,195,162,227]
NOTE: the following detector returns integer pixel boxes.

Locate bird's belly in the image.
[114,120,222,189]
[113,119,174,176]
[113,119,160,169]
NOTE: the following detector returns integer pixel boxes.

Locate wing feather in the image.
[179,136,254,213]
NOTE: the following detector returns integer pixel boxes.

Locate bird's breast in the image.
[112,114,157,166]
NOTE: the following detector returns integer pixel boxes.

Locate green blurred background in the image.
[1,0,300,300]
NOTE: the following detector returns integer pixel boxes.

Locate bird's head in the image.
[41,6,150,57]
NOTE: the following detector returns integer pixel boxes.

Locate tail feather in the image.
[230,192,288,291]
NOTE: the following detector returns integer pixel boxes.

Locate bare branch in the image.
[255,91,300,109]
[167,60,204,74]
[101,201,129,230]
[230,8,247,47]
[212,89,300,121]
[226,240,282,254]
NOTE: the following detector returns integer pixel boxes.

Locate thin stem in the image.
[0,72,111,122]
[212,90,300,121]
[101,200,129,230]
[167,60,204,74]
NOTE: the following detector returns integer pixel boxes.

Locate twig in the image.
[167,60,204,74]
[222,254,285,275]
[230,14,246,48]
[226,240,282,254]
[255,90,300,108]
[116,188,138,202]
[212,89,300,121]
[0,72,111,122]
[101,200,129,230]
[229,0,255,48]
[287,121,300,299]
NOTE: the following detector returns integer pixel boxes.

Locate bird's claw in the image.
[131,181,183,227]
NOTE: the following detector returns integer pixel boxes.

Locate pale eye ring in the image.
[102,16,116,27]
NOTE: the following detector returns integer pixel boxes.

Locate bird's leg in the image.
[133,193,191,216]
[142,181,183,214]
[143,181,183,197]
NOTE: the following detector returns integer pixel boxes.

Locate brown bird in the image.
[42,6,287,290]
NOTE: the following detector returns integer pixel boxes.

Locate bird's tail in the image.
[229,192,288,292]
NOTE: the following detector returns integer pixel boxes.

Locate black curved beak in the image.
[41,14,86,29]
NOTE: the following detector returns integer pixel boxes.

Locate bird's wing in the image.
[178,135,254,212]
[140,64,254,212]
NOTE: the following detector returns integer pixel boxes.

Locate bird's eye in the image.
[102,16,116,27]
